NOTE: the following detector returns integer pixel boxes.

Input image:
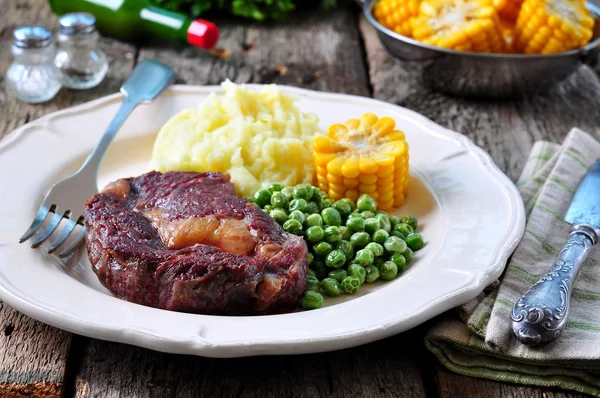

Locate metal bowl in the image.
[360,0,600,98]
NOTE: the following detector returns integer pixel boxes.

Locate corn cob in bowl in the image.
[362,0,600,97]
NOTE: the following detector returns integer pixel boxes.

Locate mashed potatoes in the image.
[151,80,320,197]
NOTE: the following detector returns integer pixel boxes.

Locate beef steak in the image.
[84,171,308,315]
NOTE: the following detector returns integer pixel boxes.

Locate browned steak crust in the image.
[84,171,308,315]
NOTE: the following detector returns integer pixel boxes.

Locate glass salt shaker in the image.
[54,13,108,90]
[5,26,61,104]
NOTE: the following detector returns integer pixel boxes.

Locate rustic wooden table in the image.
[2,1,600,397]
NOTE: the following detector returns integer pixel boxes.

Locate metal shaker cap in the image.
[58,12,96,35]
[13,26,53,49]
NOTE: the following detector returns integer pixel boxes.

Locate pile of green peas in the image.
[252,183,424,310]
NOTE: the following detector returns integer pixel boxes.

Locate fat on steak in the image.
[84,171,308,315]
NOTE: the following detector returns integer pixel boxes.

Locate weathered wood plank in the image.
[434,364,589,398]
[359,13,600,398]
[137,8,370,95]
[74,6,424,398]
[0,0,137,396]
[75,333,426,398]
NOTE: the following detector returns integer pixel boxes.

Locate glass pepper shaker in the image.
[5,26,61,104]
[54,12,108,90]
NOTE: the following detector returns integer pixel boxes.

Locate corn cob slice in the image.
[373,0,421,38]
[514,0,594,54]
[412,0,506,53]
[313,113,409,211]
[494,0,524,22]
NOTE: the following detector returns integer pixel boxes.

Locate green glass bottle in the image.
[48,0,219,49]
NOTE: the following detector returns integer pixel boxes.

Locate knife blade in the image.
[511,159,600,347]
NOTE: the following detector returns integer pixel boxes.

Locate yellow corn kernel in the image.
[514,0,594,54]
[413,0,507,53]
[373,0,422,38]
[312,114,410,210]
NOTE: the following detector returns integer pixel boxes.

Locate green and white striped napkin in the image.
[425,128,600,396]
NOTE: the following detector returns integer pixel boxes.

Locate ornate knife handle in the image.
[511,224,599,346]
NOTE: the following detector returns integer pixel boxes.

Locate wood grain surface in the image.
[0,0,598,397]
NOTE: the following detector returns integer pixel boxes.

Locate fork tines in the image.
[19,204,85,258]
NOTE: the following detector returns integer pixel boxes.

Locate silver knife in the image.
[511,159,600,346]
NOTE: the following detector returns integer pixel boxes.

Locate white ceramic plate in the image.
[0,85,525,358]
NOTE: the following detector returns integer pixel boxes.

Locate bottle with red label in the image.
[48,0,219,50]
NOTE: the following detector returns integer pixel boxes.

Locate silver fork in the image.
[19,60,175,258]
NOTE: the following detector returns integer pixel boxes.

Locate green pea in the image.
[305,213,323,228]
[405,233,424,251]
[337,240,354,261]
[323,226,343,244]
[376,213,391,233]
[318,198,333,211]
[333,200,352,218]
[270,209,288,225]
[390,252,407,272]
[350,232,370,249]
[306,275,321,292]
[361,211,376,219]
[305,226,324,243]
[294,184,313,200]
[395,223,414,237]
[365,266,380,283]
[403,247,414,262]
[364,217,381,235]
[300,291,323,309]
[374,257,385,268]
[355,248,375,266]
[390,230,405,239]
[389,215,401,229]
[340,276,361,294]
[312,260,328,280]
[321,207,342,226]
[263,204,274,212]
[346,216,365,233]
[379,261,398,281]
[325,249,346,268]
[281,186,294,200]
[340,226,351,241]
[365,242,384,257]
[328,269,348,283]
[357,194,377,212]
[321,278,342,297]
[348,263,366,285]
[306,201,320,214]
[311,189,323,205]
[348,211,362,219]
[289,210,305,224]
[269,182,285,193]
[313,241,332,258]
[289,198,308,213]
[307,252,314,266]
[384,236,407,253]
[253,189,272,208]
[400,215,418,230]
[340,198,356,212]
[372,229,390,245]
[271,192,289,209]
[307,268,316,277]
[283,219,303,235]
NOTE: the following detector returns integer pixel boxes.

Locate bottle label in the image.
[140,9,184,30]
[86,0,125,11]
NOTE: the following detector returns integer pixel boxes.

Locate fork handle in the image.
[510,224,599,346]
[78,96,139,175]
